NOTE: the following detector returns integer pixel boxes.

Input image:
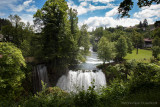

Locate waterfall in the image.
[33,64,50,92]
[56,70,106,93]
[56,47,107,92]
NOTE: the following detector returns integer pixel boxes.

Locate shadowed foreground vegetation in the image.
[19,61,160,107]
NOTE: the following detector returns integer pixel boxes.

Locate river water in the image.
[56,48,107,92]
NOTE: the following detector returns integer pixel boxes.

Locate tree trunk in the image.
[136,46,138,54]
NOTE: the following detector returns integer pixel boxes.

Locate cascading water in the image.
[33,64,50,92]
[56,47,107,92]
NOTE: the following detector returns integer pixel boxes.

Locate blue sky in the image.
[0,0,160,31]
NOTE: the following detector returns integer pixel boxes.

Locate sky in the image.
[0,0,160,31]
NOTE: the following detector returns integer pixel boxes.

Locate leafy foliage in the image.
[74,83,100,107]
[98,36,115,64]
[118,0,160,17]
[2,15,35,57]
[115,36,128,61]
[0,18,11,31]
[131,30,144,54]
[33,0,88,66]
[0,42,25,106]
[23,86,71,107]
[152,36,160,58]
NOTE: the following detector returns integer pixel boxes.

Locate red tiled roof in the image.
[144,38,152,42]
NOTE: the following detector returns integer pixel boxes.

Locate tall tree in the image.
[143,19,148,29]
[8,14,22,46]
[68,8,79,37]
[98,36,115,64]
[34,0,74,66]
[138,21,143,29]
[68,8,80,64]
[132,30,144,54]
[126,37,133,54]
[79,24,90,55]
[115,36,128,61]
[2,16,35,57]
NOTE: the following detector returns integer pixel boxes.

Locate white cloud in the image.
[80,2,88,7]
[105,7,118,17]
[0,12,5,16]
[78,4,160,31]
[68,0,115,15]
[23,0,33,6]
[80,16,140,31]
[10,0,35,12]
[20,14,34,25]
[0,0,18,4]
[0,0,18,9]
[0,0,37,13]
[134,4,160,20]
[89,4,114,11]
[93,0,115,3]
[79,7,141,31]
[26,5,38,12]
[79,0,115,4]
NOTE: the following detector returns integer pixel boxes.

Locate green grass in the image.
[125,49,152,61]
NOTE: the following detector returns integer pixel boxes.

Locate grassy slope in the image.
[125,49,152,61]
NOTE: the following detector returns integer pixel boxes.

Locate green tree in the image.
[98,36,115,64]
[0,18,11,31]
[152,37,160,58]
[0,43,25,105]
[153,36,160,47]
[126,37,133,54]
[132,30,144,54]
[8,14,22,46]
[152,46,160,59]
[115,36,128,61]
[79,24,90,55]
[90,27,104,52]
[153,27,160,38]
[111,30,126,42]
[94,27,103,41]
[2,16,35,57]
[69,8,79,37]
[138,21,143,29]
[68,8,81,64]
[34,0,75,67]
[1,25,14,41]
[143,19,148,29]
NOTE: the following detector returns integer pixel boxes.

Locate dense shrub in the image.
[23,86,72,107]
[101,61,160,106]
[0,42,26,106]
[21,61,160,106]
[74,84,100,107]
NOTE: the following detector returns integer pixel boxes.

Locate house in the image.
[144,38,152,48]
[0,34,3,42]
